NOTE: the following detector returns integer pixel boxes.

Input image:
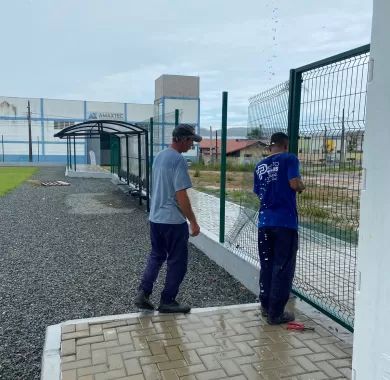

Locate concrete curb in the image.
[189,229,260,295]
[65,168,112,179]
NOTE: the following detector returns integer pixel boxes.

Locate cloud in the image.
[0,0,372,128]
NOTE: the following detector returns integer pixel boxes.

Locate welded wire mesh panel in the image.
[294,50,369,328]
[226,81,291,264]
[248,81,289,140]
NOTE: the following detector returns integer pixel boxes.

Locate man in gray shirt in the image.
[135,124,201,313]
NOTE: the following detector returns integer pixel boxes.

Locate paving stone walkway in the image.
[57,304,352,380]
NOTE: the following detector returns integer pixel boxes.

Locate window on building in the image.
[53,121,75,130]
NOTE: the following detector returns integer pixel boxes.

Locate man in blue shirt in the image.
[253,132,305,324]
[135,124,201,313]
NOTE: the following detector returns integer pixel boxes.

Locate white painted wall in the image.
[164,98,200,158]
[126,103,154,122]
[0,96,155,161]
[164,98,199,124]
[352,0,390,378]
[44,99,84,119]
[0,96,40,117]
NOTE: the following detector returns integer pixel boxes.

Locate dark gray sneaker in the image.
[158,301,191,314]
[134,290,155,310]
[267,311,295,325]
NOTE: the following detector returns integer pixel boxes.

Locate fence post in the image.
[145,129,150,212]
[138,133,142,205]
[219,91,228,243]
[149,118,154,195]
[1,135,4,162]
[126,135,129,185]
[73,136,76,171]
[175,109,179,127]
[287,69,302,155]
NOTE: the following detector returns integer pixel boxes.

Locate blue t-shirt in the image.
[149,147,192,224]
[253,152,301,230]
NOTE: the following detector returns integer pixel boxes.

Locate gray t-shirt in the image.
[149,147,192,224]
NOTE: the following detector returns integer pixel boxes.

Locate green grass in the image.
[0,167,38,197]
[191,161,255,172]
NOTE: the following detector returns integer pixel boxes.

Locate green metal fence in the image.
[288,44,370,330]
[228,44,370,331]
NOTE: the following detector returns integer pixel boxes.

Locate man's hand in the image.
[289,177,305,193]
[176,189,200,237]
[189,221,200,237]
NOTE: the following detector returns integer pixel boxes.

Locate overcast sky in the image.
[1,0,372,127]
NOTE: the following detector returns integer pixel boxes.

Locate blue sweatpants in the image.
[140,222,189,304]
[258,227,298,319]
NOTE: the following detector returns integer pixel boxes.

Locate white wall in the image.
[0,96,40,117]
[164,98,200,158]
[352,0,390,378]
[126,103,154,122]
[0,95,155,161]
[86,101,125,120]
[44,98,84,120]
[164,98,199,124]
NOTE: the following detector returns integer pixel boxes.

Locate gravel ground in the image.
[0,166,256,380]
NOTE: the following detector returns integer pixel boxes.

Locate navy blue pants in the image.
[258,227,298,319]
[140,222,189,304]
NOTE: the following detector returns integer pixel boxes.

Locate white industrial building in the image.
[0,74,200,163]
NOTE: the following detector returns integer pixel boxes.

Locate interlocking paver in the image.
[118,332,132,345]
[77,364,108,376]
[76,323,89,332]
[316,360,342,377]
[62,339,76,356]
[141,363,161,379]
[76,344,91,360]
[140,354,169,365]
[103,328,118,341]
[63,355,76,363]
[124,358,142,375]
[338,366,352,379]
[62,358,92,371]
[62,325,76,334]
[95,368,127,380]
[195,369,227,380]
[79,375,94,380]
[156,359,187,371]
[294,355,319,372]
[175,363,207,376]
[160,369,179,380]
[58,305,352,380]
[108,354,124,370]
[92,349,107,365]
[62,369,77,380]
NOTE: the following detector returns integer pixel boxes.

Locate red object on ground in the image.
[286,321,315,331]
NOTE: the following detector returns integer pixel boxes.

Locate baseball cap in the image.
[172,124,202,143]
[270,132,289,146]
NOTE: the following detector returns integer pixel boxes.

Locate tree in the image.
[247,127,262,139]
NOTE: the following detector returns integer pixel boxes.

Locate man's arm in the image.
[176,189,200,236]
[289,177,305,193]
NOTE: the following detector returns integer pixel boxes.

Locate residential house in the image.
[199,138,268,164]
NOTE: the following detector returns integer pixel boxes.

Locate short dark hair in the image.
[270,132,289,147]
